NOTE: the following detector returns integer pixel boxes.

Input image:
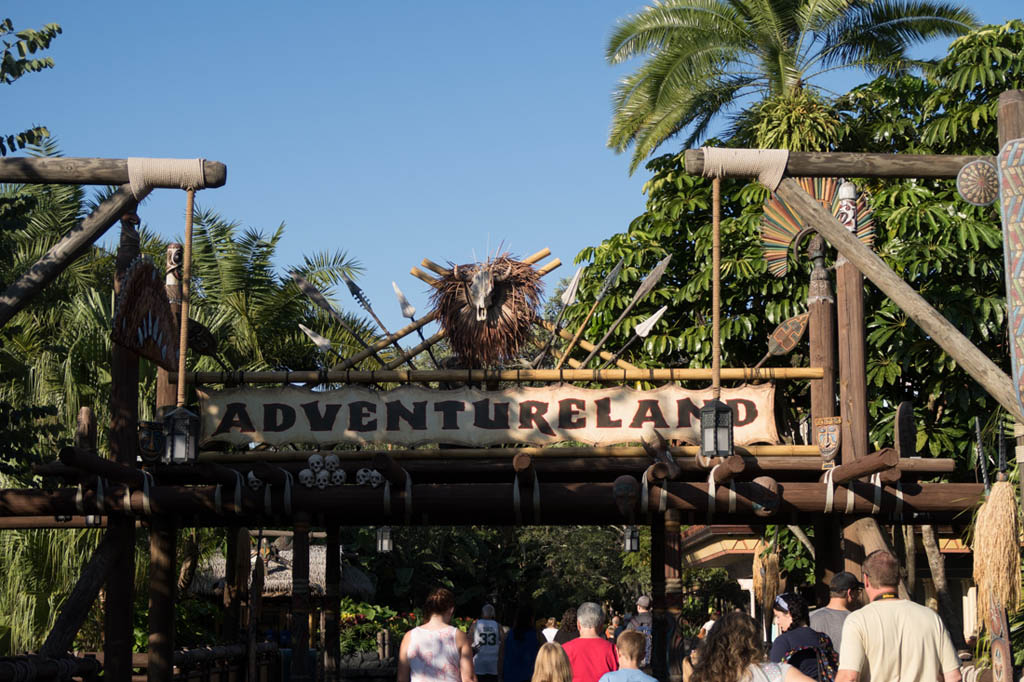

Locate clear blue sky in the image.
[7,1,1020,337]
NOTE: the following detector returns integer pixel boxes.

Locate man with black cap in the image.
[810,572,863,650]
[625,595,653,672]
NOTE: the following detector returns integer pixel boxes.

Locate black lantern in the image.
[163,407,199,464]
[624,526,640,552]
[700,400,733,459]
[376,526,393,553]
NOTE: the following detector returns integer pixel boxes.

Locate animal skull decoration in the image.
[246,470,263,491]
[307,454,324,472]
[369,470,384,488]
[331,469,346,485]
[324,454,340,471]
[355,468,374,486]
[315,470,330,490]
[455,261,512,322]
[298,468,315,488]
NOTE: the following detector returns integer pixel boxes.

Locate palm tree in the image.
[606,0,976,172]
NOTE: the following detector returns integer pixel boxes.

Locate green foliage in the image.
[0,17,61,156]
[606,0,976,171]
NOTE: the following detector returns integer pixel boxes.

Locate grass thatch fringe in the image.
[431,255,542,367]
[972,480,1021,618]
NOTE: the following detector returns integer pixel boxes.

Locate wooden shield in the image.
[999,138,1024,419]
[814,416,842,462]
[767,312,809,356]
[111,256,178,372]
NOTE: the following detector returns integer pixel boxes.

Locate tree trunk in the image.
[920,524,966,650]
[901,525,916,598]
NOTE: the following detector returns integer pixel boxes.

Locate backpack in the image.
[780,632,838,682]
[629,617,653,667]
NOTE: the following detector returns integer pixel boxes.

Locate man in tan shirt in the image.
[836,550,961,682]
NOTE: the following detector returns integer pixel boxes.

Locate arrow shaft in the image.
[597,334,639,370]
[412,324,441,369]
[579,304,639,368]
[554,299,601,370]
[362,303,417,370]
[533,305,571,367]
[293,274,389,367]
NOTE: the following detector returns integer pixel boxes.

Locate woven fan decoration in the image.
[760,177,875,277]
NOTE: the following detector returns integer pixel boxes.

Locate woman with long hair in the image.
[398,588,476,682]
[553,608,579,645]
[532,642,573,682]
[690,611,812,682]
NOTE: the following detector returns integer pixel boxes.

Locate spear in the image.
[597,305,668,370]
[580,255,672,367]
[533,267,584,367]
[290,271,388,367]
[554,258,624,370]
[392,281,441,368]
[340,271,416,370]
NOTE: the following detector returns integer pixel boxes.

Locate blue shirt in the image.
[598,668,658,682]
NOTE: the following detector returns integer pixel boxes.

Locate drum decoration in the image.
[956,158,999,206]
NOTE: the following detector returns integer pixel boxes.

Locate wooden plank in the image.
[184,366,823,384]
[684,149,991,179]
[775,178,1024,421]
[0,184,148,328]
[0,157,226,187]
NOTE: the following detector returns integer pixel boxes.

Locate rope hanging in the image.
[127,158,207,199]
[700,148,790,191]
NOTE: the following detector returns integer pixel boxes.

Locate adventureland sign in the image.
[199,384,779,448]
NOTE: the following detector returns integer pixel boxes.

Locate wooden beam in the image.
[821,448,899,485]
[0,157,226,187]
[198,444,822,462]
[0,481,983,523]
[0,184,148,328]
[184,366,823,385]
[39,530,124,656]
[775,177,1024,421]
[683,149,990,179]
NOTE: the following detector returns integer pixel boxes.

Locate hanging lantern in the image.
[700,400,733,459]
[376,526,393,553]
[624,526,640,552]
[163,406,199,464]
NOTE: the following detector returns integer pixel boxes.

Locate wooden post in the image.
[835,182,869,465]
[148,518,177,682]
[291,515,311,682]
[224,527,250,640]
[808,234,842,605]
[324,524,341,682]
[155,244,182,416]
[105,217,141,682]
[664,510,684,682]
[650,513,668,682]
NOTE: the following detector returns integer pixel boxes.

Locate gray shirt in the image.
[810,607,849,650]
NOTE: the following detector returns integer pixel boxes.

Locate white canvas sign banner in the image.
[198,383,778,448]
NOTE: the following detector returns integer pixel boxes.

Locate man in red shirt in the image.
[563,602,618,682]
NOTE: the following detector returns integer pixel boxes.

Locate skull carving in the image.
[246,470,263,491]
[324,454,340,471]
[315,470,330,490]
[308,454,324,472]
[298,468,315,488]
[369,470,384,488]
[456,261,512,322]
[355,468,373,486]
[331,469,346,486]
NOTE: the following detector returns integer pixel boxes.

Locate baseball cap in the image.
[830,571,864,592]
[636,595,652,608]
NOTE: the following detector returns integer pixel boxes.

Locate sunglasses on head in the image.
[774,595,789,613]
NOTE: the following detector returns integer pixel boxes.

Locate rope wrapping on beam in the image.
[824,468,835,513]
[870,473,882,515]
[233,470,244,514]
[700,148,790,191]
[127,157,207,198]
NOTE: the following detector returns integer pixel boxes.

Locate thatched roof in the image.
[191,547,375,600]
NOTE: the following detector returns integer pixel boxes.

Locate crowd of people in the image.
[396,550,965,682]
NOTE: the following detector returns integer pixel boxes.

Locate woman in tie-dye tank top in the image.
[399,587,477,682]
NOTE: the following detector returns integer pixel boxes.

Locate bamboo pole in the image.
[183,366,822,385]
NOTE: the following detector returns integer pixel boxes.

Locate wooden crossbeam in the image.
[684,149,990,179]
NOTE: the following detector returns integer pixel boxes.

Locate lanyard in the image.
[872,592,899,602]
